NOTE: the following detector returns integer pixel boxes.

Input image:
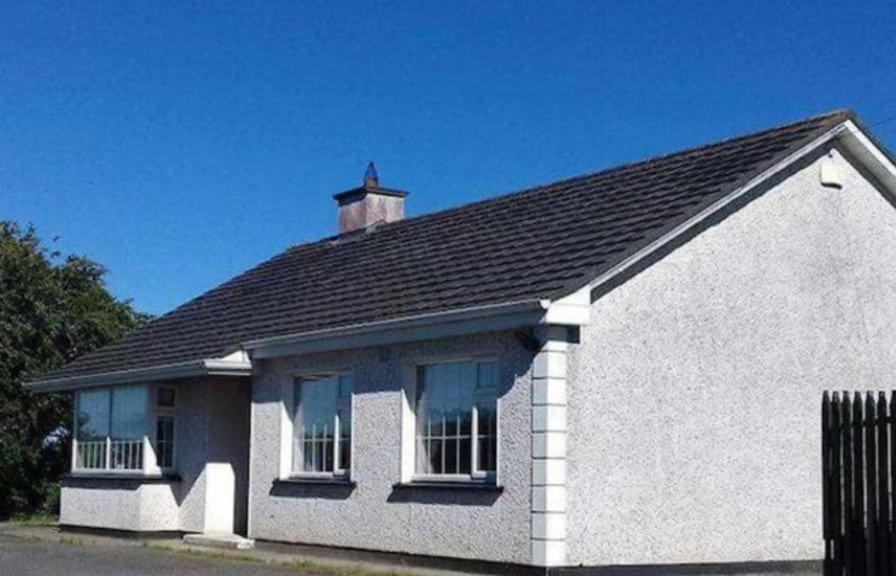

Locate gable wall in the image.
[566,148,896,565]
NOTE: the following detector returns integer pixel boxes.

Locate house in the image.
[27,109,896,574]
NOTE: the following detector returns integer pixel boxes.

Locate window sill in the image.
[63,472,181,483]
[392,481,503,492]
[275,476,356,487]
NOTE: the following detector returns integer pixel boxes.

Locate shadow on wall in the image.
[60,477,176,492]
[269,480,356,500]
[386,486,503,506]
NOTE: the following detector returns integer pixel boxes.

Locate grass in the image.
[145,542,266,565]
[147,541,425,576]
[59,535,86,546]
[11,514,58,527]
[286,557,412,576]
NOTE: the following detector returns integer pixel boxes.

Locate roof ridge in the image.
[295,108,852,247]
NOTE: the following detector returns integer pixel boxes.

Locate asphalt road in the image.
[0,533,303,576]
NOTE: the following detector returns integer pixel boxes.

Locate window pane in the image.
[478,405,495,437]
[415,361,498,477]
[157,388,176,408]
[293,375,351,474]
[459,438,472,474]
[156,416,175,469]
[324,440,334,471]
[477,436,494,473]
[314,439,324,471]
[340,435,351,471]
[445,410,458,436]
[337,374,352,471]
[429,438,443,474]
[460,410,472,435]
[110,387,147,470]
[111,386,147,440]
[445,438,457,473]
[77,389,110,441]
[76,389,108,470]
[475,362,498,474]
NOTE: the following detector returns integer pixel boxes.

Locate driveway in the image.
[0,532,317,576]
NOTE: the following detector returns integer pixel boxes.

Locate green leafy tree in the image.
[0,221,150,518]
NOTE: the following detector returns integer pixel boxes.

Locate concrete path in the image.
[0,523,458,576]
[0,532,302,576]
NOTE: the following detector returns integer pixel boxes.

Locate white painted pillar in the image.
[203,462,236,533]
[531,325,570,567]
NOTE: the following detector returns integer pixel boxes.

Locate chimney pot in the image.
[364,161,379,189]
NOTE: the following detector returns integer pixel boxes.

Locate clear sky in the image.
[2,1,895,315]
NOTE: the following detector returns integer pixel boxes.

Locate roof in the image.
[36,109,852,383]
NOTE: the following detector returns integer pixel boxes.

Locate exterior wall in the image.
[566,150,896,565]
[248,332,534,564]
[60,481,179,532]
[60,376,250,534]
[207,378,251,534]
[173,378,208,532]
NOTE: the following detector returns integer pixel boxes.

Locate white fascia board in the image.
[25,358,253,393]
[541,287,591,326]
[838,119,896,196]
[244,300,549,359]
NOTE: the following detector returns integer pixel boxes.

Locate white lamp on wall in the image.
[820,151,843,189]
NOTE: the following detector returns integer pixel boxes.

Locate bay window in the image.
[414,360,498,481]
[73,384,176,474]
[291,374,352,476]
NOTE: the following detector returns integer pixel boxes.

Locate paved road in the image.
[0,533,303,576]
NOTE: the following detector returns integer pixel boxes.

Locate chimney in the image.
[333,162,408,234]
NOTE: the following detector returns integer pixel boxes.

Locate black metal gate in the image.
[822,391,896,576]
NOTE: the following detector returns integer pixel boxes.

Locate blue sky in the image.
[2,1,895,315]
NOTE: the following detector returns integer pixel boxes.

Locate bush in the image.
[0,221,150,519]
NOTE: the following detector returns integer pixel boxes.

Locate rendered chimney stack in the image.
[333,162,408,234]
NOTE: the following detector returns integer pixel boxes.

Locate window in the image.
[155,387,176,470]
[414,361,498,479]
[292,374,352,475]
[75,389,111,470]
[75,386,148,471]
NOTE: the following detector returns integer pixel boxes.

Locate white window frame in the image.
[71,383,178,476]
[281,372,353,480]
[402,357,500,485]
[153,386,177,474]
[72,385,147,474]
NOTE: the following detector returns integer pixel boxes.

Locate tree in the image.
[0,221,150,518]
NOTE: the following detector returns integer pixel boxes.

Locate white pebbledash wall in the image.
[565,148,896,566]
[248,333,535,564]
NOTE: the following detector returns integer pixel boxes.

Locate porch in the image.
[60,374,252,537]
